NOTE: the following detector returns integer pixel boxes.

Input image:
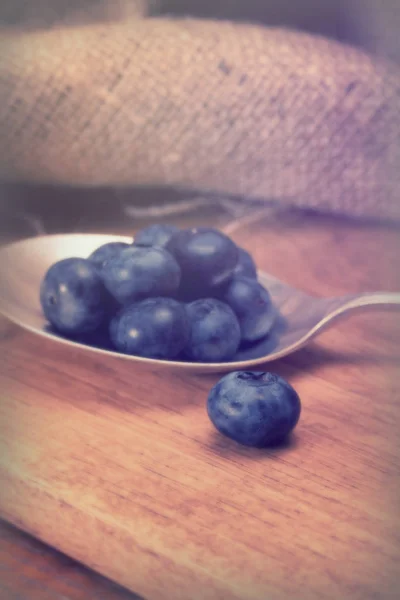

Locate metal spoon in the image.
[0,233,399,373]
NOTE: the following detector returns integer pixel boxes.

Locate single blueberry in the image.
[133,224,179,248]
[101,246,181,305]
[110,297,189,359]
[40,257,111,335]
[185,298,241,362]
[207,371,301,447]
[166,227,238,300]
[222,276,276,343]
[233,247,257,279]
[88,242,130,271]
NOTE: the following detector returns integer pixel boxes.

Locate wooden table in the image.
[0,518,140,599]
[0,198,399,600]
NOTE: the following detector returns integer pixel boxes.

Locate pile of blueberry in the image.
[40,224,277,363]
[40,223,301,447]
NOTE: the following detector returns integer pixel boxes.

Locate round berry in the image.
[185,298,241,362]
[101,246,181,305]
[40,258,111,335]
[233,247,257,279]
[133,224,179,248]
[207,371,301,447]
[110,297,189,359]
[166,227,238,300]
[88,242,130,271]
[223,276,275,342]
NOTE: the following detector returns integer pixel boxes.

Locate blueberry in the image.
[166,227,238,300]
[207,371,301,447]
[101,246,181,305]
[185,298,241,362]
[222,276,276,342]
[133,224,179,248]
[110,297,189,359]
[40,258,111,335]
[88,242,130,271]
[233,247,257,279]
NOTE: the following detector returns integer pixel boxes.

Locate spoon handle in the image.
[339,292,400,310]
[294,292,400,350]
[318,292,400,329]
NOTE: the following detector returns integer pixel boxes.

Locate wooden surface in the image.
[0,518,140,599]
[0,206,400,600]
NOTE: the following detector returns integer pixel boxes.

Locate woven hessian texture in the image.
[0,3,399,220]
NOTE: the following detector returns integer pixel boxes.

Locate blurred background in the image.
[1,0,399,241]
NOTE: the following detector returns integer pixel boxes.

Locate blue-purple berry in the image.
[223,276,275,342]
[133,224,179,248]
[184,298,241,362]
[110,297,189,359]
[166,227,238,300]
[102,246,181,305]
[40,257,111,335]
[207,371,301,447]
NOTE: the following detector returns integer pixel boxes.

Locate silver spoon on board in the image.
[0,233,399,374]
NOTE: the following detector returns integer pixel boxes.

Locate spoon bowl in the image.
[0,233,399,373]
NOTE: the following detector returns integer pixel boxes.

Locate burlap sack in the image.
[1,1,399,220]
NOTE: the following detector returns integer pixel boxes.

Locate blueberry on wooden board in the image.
[166,227,238,300]
[233,247,257,280]
[101,246,181,305]
[110,297,189,359]
[222,276,276,342]
[40,258,111,335]
[184,298,241,362]
[133,224,179,248]
[207,371,301,447]
[88,242,130,271]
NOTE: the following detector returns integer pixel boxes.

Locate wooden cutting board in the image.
[1,212,400,600]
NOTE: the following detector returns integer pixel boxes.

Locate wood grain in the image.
[0,518,140,599]
[1,210,400,600]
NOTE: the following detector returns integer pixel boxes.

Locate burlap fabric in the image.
[0,1,399,220]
